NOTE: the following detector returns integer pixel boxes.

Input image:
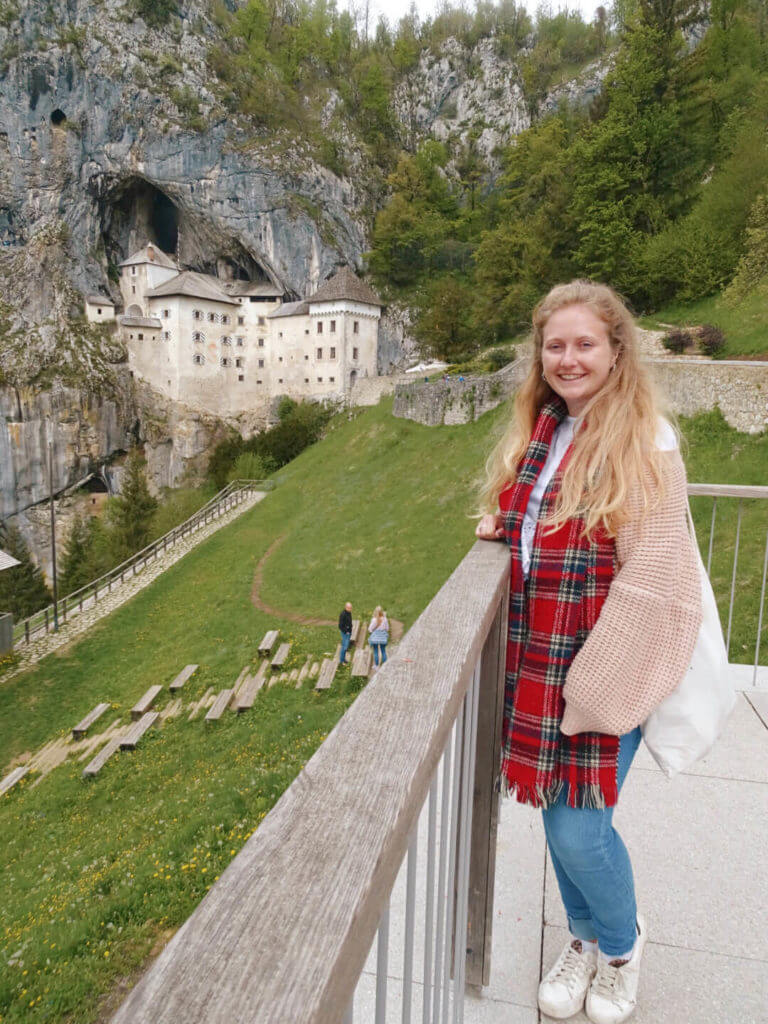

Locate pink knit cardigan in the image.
[560,449,702,737]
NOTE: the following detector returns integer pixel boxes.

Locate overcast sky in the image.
[358,0,605,31]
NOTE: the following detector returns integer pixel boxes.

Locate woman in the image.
[368,606,389,667]
[475,281,701,1024]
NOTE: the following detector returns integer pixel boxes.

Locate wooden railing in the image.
[112,539,511,1024]
[110,482,768,1024]
[14,479,271,646]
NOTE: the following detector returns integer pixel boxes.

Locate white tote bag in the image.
[641,507,737,779]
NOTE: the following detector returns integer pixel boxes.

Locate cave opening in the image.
[50,108,66,125]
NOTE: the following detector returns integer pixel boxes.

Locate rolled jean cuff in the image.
[568,915,598,942]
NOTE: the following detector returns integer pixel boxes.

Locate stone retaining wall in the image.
[348,373,412,407]
[393,359,529,426]
[393,357,768,433]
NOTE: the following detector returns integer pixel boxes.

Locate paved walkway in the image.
[355,690,768,1023]
[6,492,266,680]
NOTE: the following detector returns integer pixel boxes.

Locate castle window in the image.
[258,359,264,368]
[193,353,204,365]
[129,333,134,339]
[353,346,359,360]
[329,376,335,383]
[131,266,136,276]
[278,332,283,339]
[316,347,323,359]
[236,337,244,346]
[238,316,245,325]
[317,321,323,334]
[304,377,309,383]
[257,315,266,324]
[222,314,231,325]
[207,311,216,323]
[330,320,336,333]
[97,308,102,315]
[162,308,171,319]
[163,331,171,341]
[235,357,243,368]
[278,378,283,383]
[138,333,144,340]
[304,354,309,360]
[258,338,264,347]
[222,336,232,346]
[238,374,244,381]
[132,286,135,294]
[193,309,203,320]
[353,321,359,334]
[317,377,323,382]
[257,379,262,384]
[221,357,231,367]
[305,329,309,335]
[330,347,336,359]
[192,331,205,343]
[278,356,283,362]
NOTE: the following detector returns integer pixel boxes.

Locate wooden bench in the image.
[351,646,372,679]
[120,712,159,750]
[271,643,290,670]
[72,702,111,740]
[0,765,30,795]
[315,658,337,691]
[169,664,198,692]
[205,690,234,722]
[82,737,123,778]
[235,668,267,712]
[131,685,163,721]
[258,630,279,656]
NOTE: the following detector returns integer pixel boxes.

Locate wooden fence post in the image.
[465,577,509,988]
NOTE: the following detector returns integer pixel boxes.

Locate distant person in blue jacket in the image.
[368,606,389,668]
[338,602,353,665]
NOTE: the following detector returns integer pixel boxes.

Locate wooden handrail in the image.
[112,540,511,1024]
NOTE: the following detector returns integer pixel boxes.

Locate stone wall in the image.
[393,359,529,426]
[648,359,768,434]
[349,373,411,407]
[392,357,768,434]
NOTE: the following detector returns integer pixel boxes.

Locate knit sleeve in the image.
[560,450,702,737]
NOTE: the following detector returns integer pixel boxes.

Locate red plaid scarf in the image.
[498,399,619,809]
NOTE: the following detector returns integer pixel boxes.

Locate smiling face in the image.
[540,303,616,417]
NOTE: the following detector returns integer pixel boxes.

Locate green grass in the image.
[639,290,768,358]
[0,397,766,1021]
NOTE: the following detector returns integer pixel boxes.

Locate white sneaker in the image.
[586,913,647,1024]
[538,937,598,1019]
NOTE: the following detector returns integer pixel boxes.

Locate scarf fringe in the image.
[501,773,617,810]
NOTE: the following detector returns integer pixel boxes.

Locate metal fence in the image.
[688,483,768,687]
[13,479,270,646]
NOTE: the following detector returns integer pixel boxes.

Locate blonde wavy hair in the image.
[480,280,676,539]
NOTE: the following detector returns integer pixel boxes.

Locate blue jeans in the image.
[339,631,351,664]
[541,726,642,957]
[371,642,387,666]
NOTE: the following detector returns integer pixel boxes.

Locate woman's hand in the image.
[475,513,505,541]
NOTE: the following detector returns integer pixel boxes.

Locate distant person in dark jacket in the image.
[339,602,353,665]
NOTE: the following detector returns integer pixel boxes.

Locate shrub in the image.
[698,324,726,358]
[662,329,691,354]
[485,346,516,371]
[226,451,273,483]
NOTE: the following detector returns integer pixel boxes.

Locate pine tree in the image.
[59,513,97,596]
[0,524,51,620]
[109,448,158,559]
[724,192,768,302]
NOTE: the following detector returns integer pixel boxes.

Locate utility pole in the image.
[48,432,59,632]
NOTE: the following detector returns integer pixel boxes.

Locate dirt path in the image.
[250,534,404,641]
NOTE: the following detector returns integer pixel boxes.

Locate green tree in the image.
[413,276,477,362]
[58,513,94,596]
[109,449,158,559]
[0,524,51,620]
[724,192,768,302]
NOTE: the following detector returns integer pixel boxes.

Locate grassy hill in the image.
[1,396,767,1022]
